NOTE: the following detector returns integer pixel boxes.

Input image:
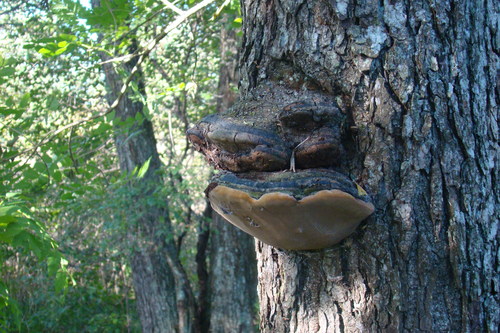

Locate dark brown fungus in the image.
[186,85,348,172]
[186,114,289,172]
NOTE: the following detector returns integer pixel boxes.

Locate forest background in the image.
[0,0,243,331]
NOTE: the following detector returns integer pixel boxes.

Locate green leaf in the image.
[47,256,60,276]
[19,93,31,109]
[105,110,115,123]
[5,96,14,107]
[41,154,52,164]
[94,122,112,135]
[5,192,20,199]
[137,157,152,179]
[0,222,25,242]
[134,111,144,122]
[12,230,43,259]
[46,95,60,111]
[0,215,17,227]
[53,171,63,182]
[0,106,20,116]
[0,281,21,330]
[38,48,53,55]
[0,67,15,77]
[23,168,39,180]
[59,34,77,42]
[232,18,242,28]
[55,270,68,293]
[60,193,74,201]
[34,161,46,173]
[57,41,69,48]
[0,205,20,217]
[54,48,68,56]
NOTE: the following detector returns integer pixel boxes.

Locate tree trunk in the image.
[101,49,197,333]
[207,19,258,332]
[91,2,197,331]
[239,0,499,332]
[209,213,257,332]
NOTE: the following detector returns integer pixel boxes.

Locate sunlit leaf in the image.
[136,157,152,179]
[54,47,69,56]
[0,205,20,217]
[59,34,77,42]
[38,48,53,55]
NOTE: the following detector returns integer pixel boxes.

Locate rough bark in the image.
[239,0,499,332]
[92,2,197,331]
[207,20,258,332]
[209,213,258,333]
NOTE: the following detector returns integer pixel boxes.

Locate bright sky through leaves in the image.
[79,0,91,9]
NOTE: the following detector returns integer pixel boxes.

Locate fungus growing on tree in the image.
[186,84,346,173]
[188,83,375,250]
[206,170,374,250]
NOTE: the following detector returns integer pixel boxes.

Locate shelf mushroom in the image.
[187,83,375,250]
[206,169,375,250]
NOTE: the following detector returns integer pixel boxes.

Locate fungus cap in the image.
[207,170,374,250]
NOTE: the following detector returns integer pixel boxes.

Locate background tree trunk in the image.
[209,214,257,332]
[100,52,197,332]
[207,18,258,332]
[239,0,499,332]
[91,2,197,331]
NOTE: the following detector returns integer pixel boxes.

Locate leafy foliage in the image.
[0,0,241,330]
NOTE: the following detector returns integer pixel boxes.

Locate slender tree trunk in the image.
[239,0,499,332]
[101,49,197,333]
[209,214,257,332]
[207,18,258,332]
[91,2,197,332]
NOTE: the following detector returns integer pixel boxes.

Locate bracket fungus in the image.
[187,83,375,250]
[186,85,346,173]
[206,170,374,250]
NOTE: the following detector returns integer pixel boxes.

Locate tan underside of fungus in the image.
[209,185,375,250]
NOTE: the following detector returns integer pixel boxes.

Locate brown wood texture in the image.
[208,213,258,332]
[238,0,499,331]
